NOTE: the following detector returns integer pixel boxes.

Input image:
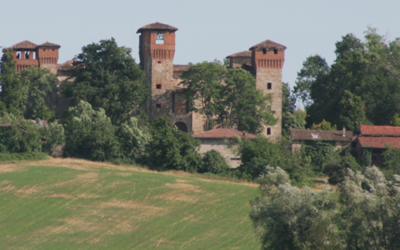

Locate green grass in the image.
[0,161,260,249]
[0,152,48,162]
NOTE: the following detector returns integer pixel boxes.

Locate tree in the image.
[63,38,150,125]
[338,167,400,249]
[250,166,339,250]
[63,101,120,161]
[146,116,201,172]
[295,28,400,129]
[0,113,42,153]
[180,62,276,133]
[116,116,151,162]
[200,149,230,174]
[0,49,57,120]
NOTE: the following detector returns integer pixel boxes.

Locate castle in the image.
[8,22,286,139]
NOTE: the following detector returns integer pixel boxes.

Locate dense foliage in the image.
[251,166,400,250]
[146,116,201,172]
[199,149,230,174]
[295,28,400,129]
[0,49,58,120]
[180,62,276,133]
[63,38,150,125]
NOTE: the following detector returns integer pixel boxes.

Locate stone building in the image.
[290,128,354,152]
[7,22,286,137]
[193,128,257,168]
[137,22,286,139]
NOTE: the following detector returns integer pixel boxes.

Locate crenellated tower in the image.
[137,22,193,132]
[249,40,286,139]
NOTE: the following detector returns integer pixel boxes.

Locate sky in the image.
[1,0,399,108]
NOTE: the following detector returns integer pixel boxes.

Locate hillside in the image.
[0,158,260,249]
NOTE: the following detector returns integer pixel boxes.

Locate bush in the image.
[0,152,48,162]
[63,101,121,161]
[200,150,230,174]
[323,154,363,184]
[146,116,201,172]
[302,140,336,172]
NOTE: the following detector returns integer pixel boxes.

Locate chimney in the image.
[342,126,346,137]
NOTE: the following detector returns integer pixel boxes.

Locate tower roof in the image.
[137,22,178,33]
[37,42,61,48]
[226,50,252,58]
[249,40,286,50]
[10,40,38,49]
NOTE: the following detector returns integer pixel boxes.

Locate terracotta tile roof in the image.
[37,42,60,48]
[57,60,76,70]
[173,64,190,72]
[10,40,38,49]
[358,137,400,149]
[360,124,400,136]
[137,22,178,33]
[226,50,252,58]
[249,40,287,50]
[193,128,257,139]
[290,128,353,142]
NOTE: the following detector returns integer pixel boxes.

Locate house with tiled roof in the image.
[356,125,400,166]
[290,128,354,152]
[193,128,257,168]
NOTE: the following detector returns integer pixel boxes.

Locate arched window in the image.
[175,122,187,132]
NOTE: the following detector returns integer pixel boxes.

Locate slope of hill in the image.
[0,158,260,249]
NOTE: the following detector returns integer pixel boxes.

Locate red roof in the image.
[360,124,400,136]
[37,42,60,48]
[358,137,400,149]
[226,50,252,58]
[249,40,286,50]
[10,40,38,49]
[193,128,257,139]
[137,22,178,33]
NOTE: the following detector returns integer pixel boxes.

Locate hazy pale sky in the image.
[1,0,399,106]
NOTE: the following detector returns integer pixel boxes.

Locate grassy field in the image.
[0,158,261,249]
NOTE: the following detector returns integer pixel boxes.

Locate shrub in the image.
[200,150,230,174]
[323,154,363,184]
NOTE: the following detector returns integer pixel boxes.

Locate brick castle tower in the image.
[9,40,60,75]
[137,22,193,132]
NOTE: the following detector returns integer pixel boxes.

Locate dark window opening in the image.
[172,93,175,113]
[267,128,271,135]
[267,83,272,89]
[156,84,162,89]
[273,49,278,54]
[158,61,162,64]
[156,103,162,108]
[52,49,55,51]
[43,49,46,51]
[25,51,30,59]
[262,48,267,54]
[16,51,21,59]
[175,122,188,132]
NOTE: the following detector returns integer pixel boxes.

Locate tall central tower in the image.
[137,22,178,121]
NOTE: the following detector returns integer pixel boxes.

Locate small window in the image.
[156,32,164,45]
[262,48,267,54]
[267,83,272,89]
[16,51,21,59]
[158,61,162,64]
[156,84,162,89]
[25,51,30,59]
[156,103,162,108]
[267,128,271,135]
[273,49,278,54]
[43,49,46,51]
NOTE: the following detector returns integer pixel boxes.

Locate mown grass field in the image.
[0,158,260,249]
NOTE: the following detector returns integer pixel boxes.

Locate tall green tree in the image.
[295,28,400,129]
[64,38,150,125]
[180,62,276,133]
